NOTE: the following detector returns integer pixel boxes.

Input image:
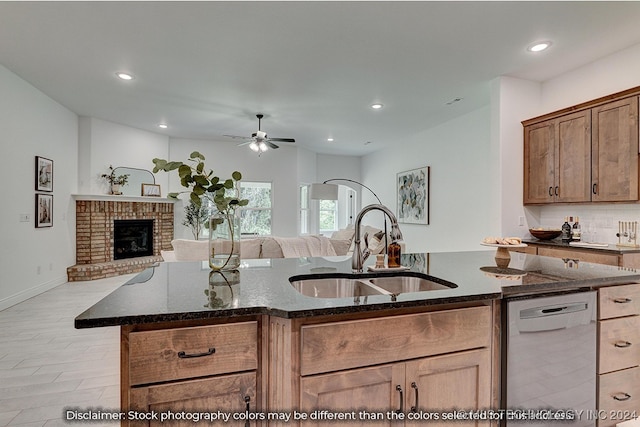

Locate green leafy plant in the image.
[152,151,248,269]
[182,199,210,240]
[152,151,248,214]
[101,165,130,186]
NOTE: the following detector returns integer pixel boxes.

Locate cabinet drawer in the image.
[300,306,491,376]
[129,322,257,386]
[538,247,619,266]
[599,316,640,374]
[599,284,640,319]
[598,367,640,427]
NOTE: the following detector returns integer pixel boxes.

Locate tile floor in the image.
[0,274,135,426]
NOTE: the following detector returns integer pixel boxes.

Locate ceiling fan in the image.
[224,114,295,154]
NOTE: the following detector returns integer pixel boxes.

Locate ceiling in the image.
[1,2,640,156]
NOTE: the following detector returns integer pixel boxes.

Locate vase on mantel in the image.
[208,211,241,271]
[110,184,121,195]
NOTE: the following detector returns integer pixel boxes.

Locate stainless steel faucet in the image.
[352,204,403,272]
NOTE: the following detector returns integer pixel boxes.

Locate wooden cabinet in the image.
[524,110,591,204]
[597,284,640,427]
[300,349,491,427]
[592,97,639,202]
[523,90,639,205]
[283,305,495,426]
[523,243,640,269]
[123,321,259,427]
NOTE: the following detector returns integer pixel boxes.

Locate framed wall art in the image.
[35,156,53,192]
[35,193,53,228]
[141,183,161,197]
[397,166,430,225]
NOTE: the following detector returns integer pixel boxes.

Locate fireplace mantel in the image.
[72,194,178,203]
[67,197,174,281]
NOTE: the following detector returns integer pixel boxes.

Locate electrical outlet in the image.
[20,214,30,222]
[518,216,525,226]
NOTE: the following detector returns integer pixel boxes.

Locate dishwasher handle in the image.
[520,302,589,319]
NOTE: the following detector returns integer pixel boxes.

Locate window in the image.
[319,199,338,234]
[239,182,272,236]
[300,184,310,234]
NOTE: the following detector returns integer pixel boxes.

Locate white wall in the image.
[0,65,78,310]
[168,139,300,238]
[78,117,170,195]
[362,106,496,253]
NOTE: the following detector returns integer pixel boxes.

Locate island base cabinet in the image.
[597,367,640,427]
[299,348,491,427]
[128,372,257,426]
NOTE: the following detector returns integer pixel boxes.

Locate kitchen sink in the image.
[289,272,456,299]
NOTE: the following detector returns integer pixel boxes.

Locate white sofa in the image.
[161,225,401,262]
[162,236,352,262]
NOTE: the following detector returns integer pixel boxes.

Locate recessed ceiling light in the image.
[115,72,134,80]
[371,103,384,110]
[327,138,334,142]
[158,123,168,129]
[527,41,552,52]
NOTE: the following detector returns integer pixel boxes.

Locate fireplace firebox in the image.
[114,219,154,260]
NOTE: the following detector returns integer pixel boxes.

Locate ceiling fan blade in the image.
[223,134,252,140]
[268,137,295,143]
[265,140,280,149]
[237,140,255,147]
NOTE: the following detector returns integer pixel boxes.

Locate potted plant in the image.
[182,199,210,240]
[152,151,248,270]
[101,165,130,195]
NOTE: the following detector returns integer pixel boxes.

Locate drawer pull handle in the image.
[410,382,419,412]
[396,385,404,414]
[614,340,632,348]
[177,347,216,359]
[613,392,631,402]
[614,297,632,304]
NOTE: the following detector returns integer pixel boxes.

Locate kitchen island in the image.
[75,251,640,426]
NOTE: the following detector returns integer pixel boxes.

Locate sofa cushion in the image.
[171,239,208,261]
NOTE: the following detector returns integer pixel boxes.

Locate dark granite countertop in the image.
[75,250,640,329]
[523,238,640,254]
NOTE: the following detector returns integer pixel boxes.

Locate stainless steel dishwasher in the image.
[504,291,597,427]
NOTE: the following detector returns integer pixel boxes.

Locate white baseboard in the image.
[0,276,67,311]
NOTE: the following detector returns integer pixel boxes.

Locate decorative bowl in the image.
[529,228,562,240]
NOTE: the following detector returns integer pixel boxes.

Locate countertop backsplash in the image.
[527,204,640,244]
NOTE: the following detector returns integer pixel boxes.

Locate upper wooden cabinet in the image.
[523,89,639,205]
[592,96,639,202]
[524,110,591,204]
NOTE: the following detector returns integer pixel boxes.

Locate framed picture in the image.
[397,166,430,225]
[35,156,53,192]
[141,183,161,197]
[35,193,53,228]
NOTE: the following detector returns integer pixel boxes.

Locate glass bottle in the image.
[561,217,572,243]
[387,241,402,268]
[572,216,581,242]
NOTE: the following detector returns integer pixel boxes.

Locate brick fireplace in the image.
[67,196,174,281]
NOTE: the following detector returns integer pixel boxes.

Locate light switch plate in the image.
[19,214,30,222]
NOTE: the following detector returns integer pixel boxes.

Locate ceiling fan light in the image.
[249,141,260,152]
[259,142,268,152]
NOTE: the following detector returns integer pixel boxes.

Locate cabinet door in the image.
[524,120,555,204]
[592,96,639,202]
[556,110,592,202]
[405,349,492,427]
[300,363,405,426]
[128,372,256,427]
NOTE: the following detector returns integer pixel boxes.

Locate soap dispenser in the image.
[387,240,402,268]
